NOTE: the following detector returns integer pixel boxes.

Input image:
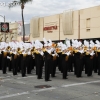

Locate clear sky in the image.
[0,0,100,23]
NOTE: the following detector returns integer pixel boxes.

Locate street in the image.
[0,69,100,100]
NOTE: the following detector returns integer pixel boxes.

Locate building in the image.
[0,22,30,42]
[0,22,18,42]
[30,5,100,41]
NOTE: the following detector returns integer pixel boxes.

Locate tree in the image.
[9,0,32,42]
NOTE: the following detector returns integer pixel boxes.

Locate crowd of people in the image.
[0,38,100,81]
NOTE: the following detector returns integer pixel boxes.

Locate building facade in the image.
[0,22,18,42]
[30,5,100,41]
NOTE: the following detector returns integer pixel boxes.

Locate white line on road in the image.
[0,87,56,99]
[0,92,29,99]
[0,76,36,82]
[1,79,12,82]
[17,75,36,79]
[61,80,100,87]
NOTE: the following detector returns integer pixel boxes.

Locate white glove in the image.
[47,50,51,54]
[90,51,95,56]
[79,50,84,54]
[51,48,54,52]
[13,51,17,55]
[52,54,55,56]
[7,56,11,60]
[65,51,71,56]
[55,53,58,56]
[40,52,44,56]
[28,52,31,55]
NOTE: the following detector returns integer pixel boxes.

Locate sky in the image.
[0,0,100,24]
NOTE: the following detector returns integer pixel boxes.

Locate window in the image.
[86,18,91,28]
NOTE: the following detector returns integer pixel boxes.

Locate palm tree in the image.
[9,0,32,42]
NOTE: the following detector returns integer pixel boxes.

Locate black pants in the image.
[12,59,17,75]
[21,57,26,77]
[45,59,52,81]
[62,60,68,79]
[2,57,7,74]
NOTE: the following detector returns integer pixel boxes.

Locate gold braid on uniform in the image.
[65,55,69,61]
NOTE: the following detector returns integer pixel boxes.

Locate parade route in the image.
[0,70,100,100]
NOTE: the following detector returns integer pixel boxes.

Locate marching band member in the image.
[73,40,83,77]
[56,42,63,73]
[85,42,95,76]
[34,40,44,79]
[11,47,18,75]
[66,40,74,72]
[43,38,52,81]
[51,42,58,77]
[21,48,27,77]
[62,44,71,79]
[1,43,8,74]
[95,40,100,75]
[90,40,97,73]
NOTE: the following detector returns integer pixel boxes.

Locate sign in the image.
[17,21,22,35]
[1,23,9,32]
[43,25,57,31]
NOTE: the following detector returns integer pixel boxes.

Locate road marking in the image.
[0,92,29,99]
[0,87,56,99]
[61,80,100,87]
[0,76,36,82]
[17,75,36,79]
[1,79,12,82]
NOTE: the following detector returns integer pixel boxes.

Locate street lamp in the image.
[0,15,6,42]
[0,15,5,22]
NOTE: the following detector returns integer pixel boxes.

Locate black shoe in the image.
[22,75,27,77]
[45,80,52,81]
[63,78,68,79]
[48,80,52,81]
[94,71,97,73]
[3,73,7,74]
[38,78,43,79]
[13,74,18,75]
[51,76,56,77]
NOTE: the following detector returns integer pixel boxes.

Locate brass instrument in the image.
[92,47,97,51]
[23,53,27,57]
[97,50,100,52]
[10,52,12,54]
[84,46,87,50]
[3,52,8,57]
[74,50,78,53]
[34,49,39,54]
[56,48,61,53]
[42,48,46,52]
[86,51,89,55]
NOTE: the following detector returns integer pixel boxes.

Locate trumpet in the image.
[56,48,61,53]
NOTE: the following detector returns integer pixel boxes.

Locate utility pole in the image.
[0,15,6,42]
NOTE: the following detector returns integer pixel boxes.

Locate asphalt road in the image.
[0,69,100,100]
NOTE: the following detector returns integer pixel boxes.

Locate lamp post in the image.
[0,15,6,42]
[0,15,5,22]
